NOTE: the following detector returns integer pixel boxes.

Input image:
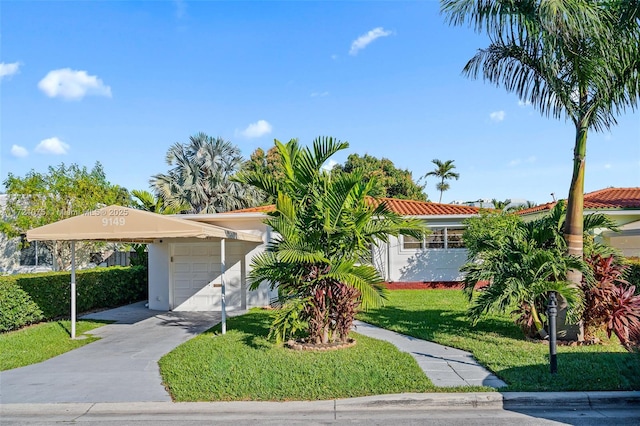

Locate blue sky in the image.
[1,1,638,205]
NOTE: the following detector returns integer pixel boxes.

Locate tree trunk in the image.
[561,121,588,341]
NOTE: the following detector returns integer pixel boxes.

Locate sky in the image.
[1,0,638,206]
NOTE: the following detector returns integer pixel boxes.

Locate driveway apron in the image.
[0,302,226,404]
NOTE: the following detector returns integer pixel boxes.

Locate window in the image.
[403,235,424,250]
[19,237,53,266]
[401,227,465,250]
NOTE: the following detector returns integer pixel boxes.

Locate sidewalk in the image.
[353,321,507,388]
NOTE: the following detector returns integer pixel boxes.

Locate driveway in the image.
[0,302,230,403]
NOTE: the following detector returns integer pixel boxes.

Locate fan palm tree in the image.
[424,159,459,203]
[236,137,427,344]
[150,133,262,213]
[441,0,640,284]
[131,189,188,215]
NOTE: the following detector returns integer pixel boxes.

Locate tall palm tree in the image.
[150,133,262,213]
[441,1,640,283]
[236,137,426,344]
[424,159,459,203]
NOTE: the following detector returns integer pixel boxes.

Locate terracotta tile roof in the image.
[368,197,481,215]
[517,187,640,215]
[226,197,482,216]
[224,204,276,213]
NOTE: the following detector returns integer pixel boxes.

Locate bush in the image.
[624,258,640,294]
[0,266,147,332]
[0,282,44,332]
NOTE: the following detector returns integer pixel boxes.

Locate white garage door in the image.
[171,243,223,311]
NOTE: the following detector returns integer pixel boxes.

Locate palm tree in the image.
[150,133,262,213]
[441,1,640,284]
[491,198,511,211]
[131,189,188,215]
[424,159,460,203]
[461,201,618,339]
[236,137,426,344]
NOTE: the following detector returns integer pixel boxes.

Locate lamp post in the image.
[547,292,558,374]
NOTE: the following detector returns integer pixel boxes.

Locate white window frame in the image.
[400,227,466,251]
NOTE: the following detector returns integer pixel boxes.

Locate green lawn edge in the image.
[0,320,110,371]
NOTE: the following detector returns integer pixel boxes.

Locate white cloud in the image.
[38,68,112,100]
[508,156,536,167]
[35,137,70,155]
[0,62,21,80]
[331,54,338,60]
[237,120,272,139]
[518,99,531,107]
[10,145,28,158]
[349,27,392,56]
[490,110,505,122]
[604,163,612,169]
[311,91,329,97]
[322,159,338,172]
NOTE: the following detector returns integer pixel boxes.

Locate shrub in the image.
[0,281,44,332]
[0,266,147,332]
[623,258,640,295]
[582,255,640,350]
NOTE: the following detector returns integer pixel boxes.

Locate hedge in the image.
[0,266,147,332]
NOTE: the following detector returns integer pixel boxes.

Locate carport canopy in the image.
[26,205,263,338]
[26,204,263,244]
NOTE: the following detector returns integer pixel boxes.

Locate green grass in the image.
[357,290,640,392]
[0,320,108,371]
[159,309,489,402]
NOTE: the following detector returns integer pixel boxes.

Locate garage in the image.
[26,205,266,338]
[170,242,246,311]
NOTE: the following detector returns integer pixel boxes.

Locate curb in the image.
[335,391,640,410]
[1,392,639,418]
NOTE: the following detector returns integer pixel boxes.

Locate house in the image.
[165,198,483,305]
[517,187,640,258]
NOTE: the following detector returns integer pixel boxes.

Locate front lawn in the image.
[159,309,484,402]
[0,320,108,371]
[357,290,640,392]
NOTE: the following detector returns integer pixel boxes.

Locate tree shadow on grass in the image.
[498,351,640,392]
[57,319,114,337]
[206,309,274,350]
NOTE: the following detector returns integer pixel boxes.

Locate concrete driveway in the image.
[0,302,230,404]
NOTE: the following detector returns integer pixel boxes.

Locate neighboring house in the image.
[517,187,640,258]
[0,194,54,274]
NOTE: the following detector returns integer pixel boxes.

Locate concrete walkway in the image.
[0,302,228,404]
[353,321,507,388]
